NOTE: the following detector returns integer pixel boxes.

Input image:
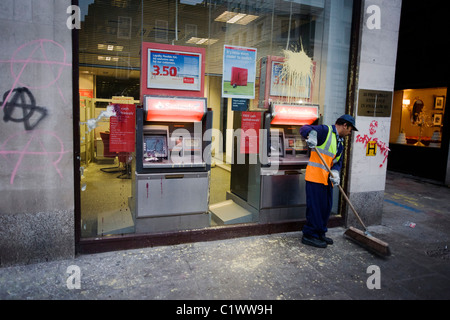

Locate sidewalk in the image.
[1,171,449,300]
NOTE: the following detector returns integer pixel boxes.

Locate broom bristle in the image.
[344,226,391,257]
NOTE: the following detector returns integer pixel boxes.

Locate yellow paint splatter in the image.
[277,46,313,104]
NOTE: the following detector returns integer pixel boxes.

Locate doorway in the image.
[79,96,137,238]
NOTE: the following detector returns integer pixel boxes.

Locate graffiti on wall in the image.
[2,87,48,130]
[355,120,390,168]
[0,130,70,185]
[0,39,72,184]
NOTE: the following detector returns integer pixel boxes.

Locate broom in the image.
[313,146,391,257]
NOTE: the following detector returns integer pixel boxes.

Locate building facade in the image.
[0,0,405,266]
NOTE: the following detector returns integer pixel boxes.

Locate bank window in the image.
[78,0,354,239]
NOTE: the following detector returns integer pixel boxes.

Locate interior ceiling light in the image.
[227,13,246,24]
[196,38,208,44]
[112,0,128,8]
[214,11,258,25]
[186,37,200,44]
[98,44,124,52]
[186,37,218,45]
[215,11,237,23]
[235,14,258,25]
[98,56,116,61]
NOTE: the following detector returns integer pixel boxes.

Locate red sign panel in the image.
[140,42,205,101]
[109,104,136,152]
[145,96,206,122]
[271,104,318,126]
[240,112,261,154]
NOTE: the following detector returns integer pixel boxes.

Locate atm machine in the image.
[130,95,212,233]
[224,103,320,223]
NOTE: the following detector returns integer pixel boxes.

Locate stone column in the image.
[346,0,402,226]
[0,0,75,266]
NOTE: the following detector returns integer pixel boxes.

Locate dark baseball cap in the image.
[338,114,358,131]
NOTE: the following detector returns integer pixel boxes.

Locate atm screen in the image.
[270,133,284,157]
[144,135,167,158]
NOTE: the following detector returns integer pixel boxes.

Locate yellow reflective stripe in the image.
[311,147,334,158]
[316,125,337,157]
[316,125,332,150]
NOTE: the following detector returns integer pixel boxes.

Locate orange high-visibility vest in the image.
[305,126,341,185]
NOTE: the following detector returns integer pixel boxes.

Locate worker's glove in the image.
[330,170,340,186]
[306,130,318,148]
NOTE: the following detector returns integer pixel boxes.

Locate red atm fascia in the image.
[271,104,319,126]
[145,96,206,123]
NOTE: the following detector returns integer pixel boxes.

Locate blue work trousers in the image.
[302,181,333,239]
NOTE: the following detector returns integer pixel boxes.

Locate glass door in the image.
[79,97,136,238]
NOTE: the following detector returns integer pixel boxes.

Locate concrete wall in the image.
[0,0,74,266]
[346,0,402,226]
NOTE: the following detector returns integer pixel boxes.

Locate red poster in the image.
[240,112,261,154]
[109,104,136,152]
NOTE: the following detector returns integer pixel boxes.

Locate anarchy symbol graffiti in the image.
[2,87,48,130]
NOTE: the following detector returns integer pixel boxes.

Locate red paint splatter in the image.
[355,133,390,168]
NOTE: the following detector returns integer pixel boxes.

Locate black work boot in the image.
[319,235,333,245]
[301,235,327,248]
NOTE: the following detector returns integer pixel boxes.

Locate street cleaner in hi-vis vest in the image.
[299,115,358,248]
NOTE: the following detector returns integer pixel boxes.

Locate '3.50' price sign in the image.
[147,48,201,91]
[152,65,178,77]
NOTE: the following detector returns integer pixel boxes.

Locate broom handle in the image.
[312,146,368,230]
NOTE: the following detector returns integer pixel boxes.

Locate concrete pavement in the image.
[0,171,449,301]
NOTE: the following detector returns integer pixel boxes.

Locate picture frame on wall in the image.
[434,96,445,110]
[433,113,443,126]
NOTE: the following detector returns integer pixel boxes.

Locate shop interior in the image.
[390,88,446,147]
[388,87,448,181]
[77,0,354,238]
